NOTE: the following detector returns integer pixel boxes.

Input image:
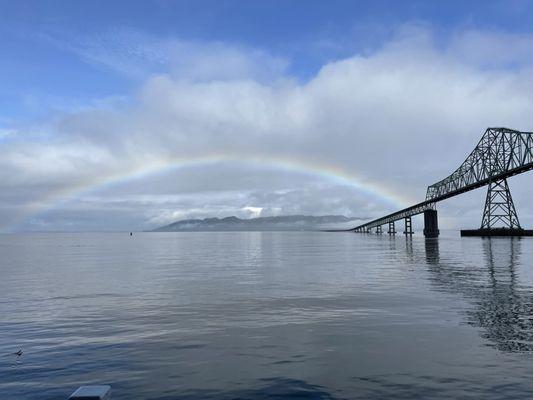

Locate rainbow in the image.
[4,153,415,231]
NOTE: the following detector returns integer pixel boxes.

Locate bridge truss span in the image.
[425,128,533,202]
[352,127,533,236]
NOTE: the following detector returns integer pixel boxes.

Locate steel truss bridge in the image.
[351,127,533,237]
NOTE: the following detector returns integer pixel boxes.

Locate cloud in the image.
[448,29,533,68]
[4,25,533,231]
[0,128,17,141]
[38,27,289,82]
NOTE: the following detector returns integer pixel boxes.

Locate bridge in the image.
[351,127,533,237]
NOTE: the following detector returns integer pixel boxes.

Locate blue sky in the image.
[3,0,532,120]
[2,1,533,231]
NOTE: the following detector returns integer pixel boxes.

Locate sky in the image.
[2,0,533,232]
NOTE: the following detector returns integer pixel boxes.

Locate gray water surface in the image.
[1,232,533,399]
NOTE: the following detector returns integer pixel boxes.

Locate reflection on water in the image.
[424,237,533,352]
[1,232,533,399]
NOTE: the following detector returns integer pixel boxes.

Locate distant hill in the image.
[152,215,365,232]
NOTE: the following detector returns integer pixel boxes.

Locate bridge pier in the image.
[461,178,533,236]
[388,221,396,235]
[423,209,439,238]
[376,225,383,234]
[403,216,413,236]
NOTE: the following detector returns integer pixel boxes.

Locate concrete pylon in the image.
[423,209,439,238]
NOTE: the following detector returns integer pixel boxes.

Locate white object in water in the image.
[69,385,111,400]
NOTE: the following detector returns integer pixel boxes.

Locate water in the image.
[1,231,533,399]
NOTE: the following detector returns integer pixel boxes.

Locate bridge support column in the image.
[481,178,520,229]
[423,209,439,238]
[376,225,382,234]
[460,178,533,236]
[388,221,396,235]
[403,217,413,236]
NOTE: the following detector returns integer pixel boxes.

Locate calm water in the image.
[1,231,533,399]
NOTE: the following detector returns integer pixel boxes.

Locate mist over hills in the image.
[153,215,365,232]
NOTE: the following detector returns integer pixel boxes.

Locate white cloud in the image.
[4,25,533,231]
[0,128,16,139]
[39,27,289,82]
[448,29,533,68]
[243,206,263,218]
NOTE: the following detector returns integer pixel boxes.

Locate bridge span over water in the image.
[351,127,533,237]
